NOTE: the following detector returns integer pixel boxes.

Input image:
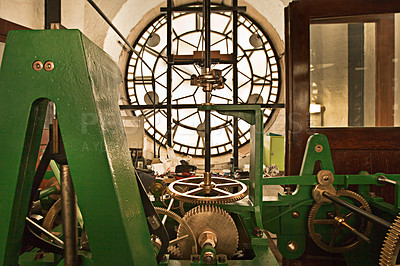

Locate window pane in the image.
[309,14,400,127]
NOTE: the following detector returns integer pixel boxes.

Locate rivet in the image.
[44,61,55,71]
[287,241,298,251]
[32,60,43,71]
[292,211,300,218]
[315,145,323,153]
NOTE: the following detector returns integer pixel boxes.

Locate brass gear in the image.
[168,245,182,259]
[176,205,239,259]
[167,176,247,204]
[380,214,400,265]
[308,189,372,253]
[153,207,198,255]
[161,185,187,210]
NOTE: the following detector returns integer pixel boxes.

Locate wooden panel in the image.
[0,18,30,43]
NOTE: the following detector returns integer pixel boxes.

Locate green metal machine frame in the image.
[1,30,400,265]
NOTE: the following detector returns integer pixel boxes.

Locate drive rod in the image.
[323,191,392,229]
[60,165,79,266]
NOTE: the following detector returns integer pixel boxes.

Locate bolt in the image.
[252,227,263,237]
[202,251,215,264]
[315,145,323,153]
[217,254,226,263]
[32,60,43,71]
[292,211,300,218]
[191,254,200,262]
[44,61,54,71]
[287,241,298,252]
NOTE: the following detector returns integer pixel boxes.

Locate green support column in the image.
[199,104,264,228]
[0,30,156,265]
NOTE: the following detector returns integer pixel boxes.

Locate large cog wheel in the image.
[380,214,400,265]
[167,176,247,204]
[176,205,239,259]
[308,189,372,253]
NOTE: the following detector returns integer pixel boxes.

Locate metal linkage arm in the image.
[323,191,392,229]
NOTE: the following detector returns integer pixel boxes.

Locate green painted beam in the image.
[0,30,156,265]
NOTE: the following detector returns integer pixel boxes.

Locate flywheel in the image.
[176,205,239,259]
[308,189,372,253]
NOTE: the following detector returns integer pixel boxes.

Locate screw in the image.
[32,60,43,71]
[292,211,300,218]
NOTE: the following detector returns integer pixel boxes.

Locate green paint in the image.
[0,30,156,265]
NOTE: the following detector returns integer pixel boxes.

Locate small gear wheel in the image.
[380,214,400,265]
[153,207,198,255]
[308,189,372,253]
[177,205,239,259]
[168,245,183,259]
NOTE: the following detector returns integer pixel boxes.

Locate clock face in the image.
[125,4,281,156]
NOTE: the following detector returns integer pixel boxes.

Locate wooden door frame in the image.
[285,0,400,175]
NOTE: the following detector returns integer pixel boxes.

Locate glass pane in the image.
[309,14,400,127]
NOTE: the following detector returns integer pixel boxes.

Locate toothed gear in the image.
[380,214,400,265]
[308,189,372,253]
[167,176,247,204]
[176,205,239,259]
[168,245,182,259]
[154,207,198,255]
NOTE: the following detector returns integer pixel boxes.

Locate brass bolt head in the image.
[44,61,55,71]
[202,251,215,264]
[32,60,43,71]
[315,144,323,153]
[292,211,300,218]
[287,241,298,251]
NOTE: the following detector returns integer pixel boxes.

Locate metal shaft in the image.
[204,0,211,69]
[87,0,133,52]
[203,0,212,173]
[60,165,78,266]
[323,192,392,229]
[232,0,239,170]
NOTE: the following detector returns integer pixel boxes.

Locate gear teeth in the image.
[178,205,239,259]
[380,214,400,265]
[308,189,372,254]
[168,245,182,259]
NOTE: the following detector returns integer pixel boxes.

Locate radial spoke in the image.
[333,203,342,217]
[184,187,203,195]
[313,219,335,225]
[345,211,356,220]
[215,182,240,187]
[212,187,232,196]
[169,234,189,245]
[329,227,340,247]
[175,181,199,187]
